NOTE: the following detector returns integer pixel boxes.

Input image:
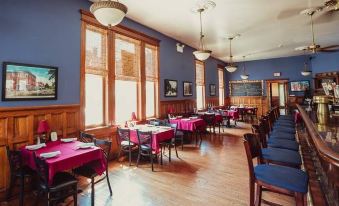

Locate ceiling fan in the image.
[295,7,339,53]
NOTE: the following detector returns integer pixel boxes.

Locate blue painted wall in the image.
[227,55,314,96]
[0,0,224,107]
[311,51,339,75]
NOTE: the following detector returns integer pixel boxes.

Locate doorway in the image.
[266,80,288,114]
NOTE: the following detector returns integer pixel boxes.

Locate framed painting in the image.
[210,84,216,96]
[2,62,58,101]
[164,79,177,97]
[183,81,193,96]
[289,80,310,92]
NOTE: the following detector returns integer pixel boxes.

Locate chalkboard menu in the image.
[229,80,263,96]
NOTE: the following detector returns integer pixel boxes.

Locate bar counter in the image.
[296,104,339,206]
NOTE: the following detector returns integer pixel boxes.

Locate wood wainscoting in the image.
[0,104,80,198]
[227,96,268,117]
[206,97,219,107]
[159,99,196,118]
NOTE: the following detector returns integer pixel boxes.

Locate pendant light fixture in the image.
[192,4,214,61]
[301,51,312,76]
[225,35,240,72]
[90,0,128,27]
[240,56,249,80]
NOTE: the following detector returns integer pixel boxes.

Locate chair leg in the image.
[91,177,95,206]
[249,182,255,206]
[106,170,112,196]
[128,148,132,166]
[151,153,154,172]
[136,149,141,167]
[73,185,78,206]
[174,142,179,158]
[295,192,304,206]
[160,147,163,165]
[117,149,121,162]
[254,185,262,206]
[19,174,24,206]
[6,176,15,200]
[168,144,171,162]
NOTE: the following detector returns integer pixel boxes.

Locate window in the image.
[115,34,140,124]
[218,68,224,106]
[195,61,205,110]
[145,44,158,118]
[81,17,159,128]
[84,25,107,127]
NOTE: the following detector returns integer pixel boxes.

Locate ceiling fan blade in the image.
[319,49,339,52]
[277,8,306,20]
[311,9,339,24]
[321,45,339,50]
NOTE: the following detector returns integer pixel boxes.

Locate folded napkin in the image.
[181,118,190,121]
[77,142,95,148]
[25,143,46,150]
[40,151,61,158]
[60,138,77,142]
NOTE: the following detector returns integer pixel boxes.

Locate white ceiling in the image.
[90,0,339,62]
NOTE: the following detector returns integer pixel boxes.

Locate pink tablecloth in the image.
[21,140,106,185]
[129,128,174,153]
[223,110,239,120]
[170,118,206,132]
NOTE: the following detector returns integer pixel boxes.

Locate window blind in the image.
[196,61,205,86]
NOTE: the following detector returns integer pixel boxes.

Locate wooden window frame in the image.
[195,60,206,109]
[80,10,160,130]
[218,66,225,106]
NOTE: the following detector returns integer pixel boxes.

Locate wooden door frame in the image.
[265,79,289,110]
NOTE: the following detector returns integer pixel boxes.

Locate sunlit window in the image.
[84,25,107,127]
[115,34,140,124]
[145,45,158,118]
[196,61,205,109]
[218,68,224,106]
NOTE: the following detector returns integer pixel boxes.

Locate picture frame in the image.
[183,81,193,96]
[2,62,58,101]
[273,72,281,77]
[289,80,310,92]
[209,84,216,96]
[164,79,178,97]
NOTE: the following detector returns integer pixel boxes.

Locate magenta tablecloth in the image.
[223,110,239,120]
[129,128,174,153]
[170,118,206,132]
[21,140,106,185]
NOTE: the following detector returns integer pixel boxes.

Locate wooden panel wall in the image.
[159,99,196,118]
[0,104,80,196]
[227,96,268,117]
[206,97,219,107]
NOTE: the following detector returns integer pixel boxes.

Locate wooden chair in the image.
[117,128,136,166]
[79,132,95,143]
[202,113,216,134]
[136,130,159,171]
[74,138,113,206]
[33,152,78,206]
[243,133,308,206]
[6,146,35,206]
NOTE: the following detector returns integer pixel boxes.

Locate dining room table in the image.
[128,124,174,154]
[21,140,107,185]
[169,117,206,132]
[221,110,240,127]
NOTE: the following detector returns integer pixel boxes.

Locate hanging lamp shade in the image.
[301,70,312,76]
[301,53,312,76]
[193,50,212,61]
[225,65,237,73]
[240,74,249,80]
[90,0,128,27]
[240,56,249,79]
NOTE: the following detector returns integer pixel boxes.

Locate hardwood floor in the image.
[2,122,295,206]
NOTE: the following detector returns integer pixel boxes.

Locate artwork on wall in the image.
[273,72,281,77]
[2,62,58,101]
[164,79,178,97]
[290,80,310,92]
[209,84,216,96]
[183,81,193,96]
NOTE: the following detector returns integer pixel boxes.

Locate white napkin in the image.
[40,151,61,158]
[60,138,77,142]
[25,143,46,150]
[77,142,95,148]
